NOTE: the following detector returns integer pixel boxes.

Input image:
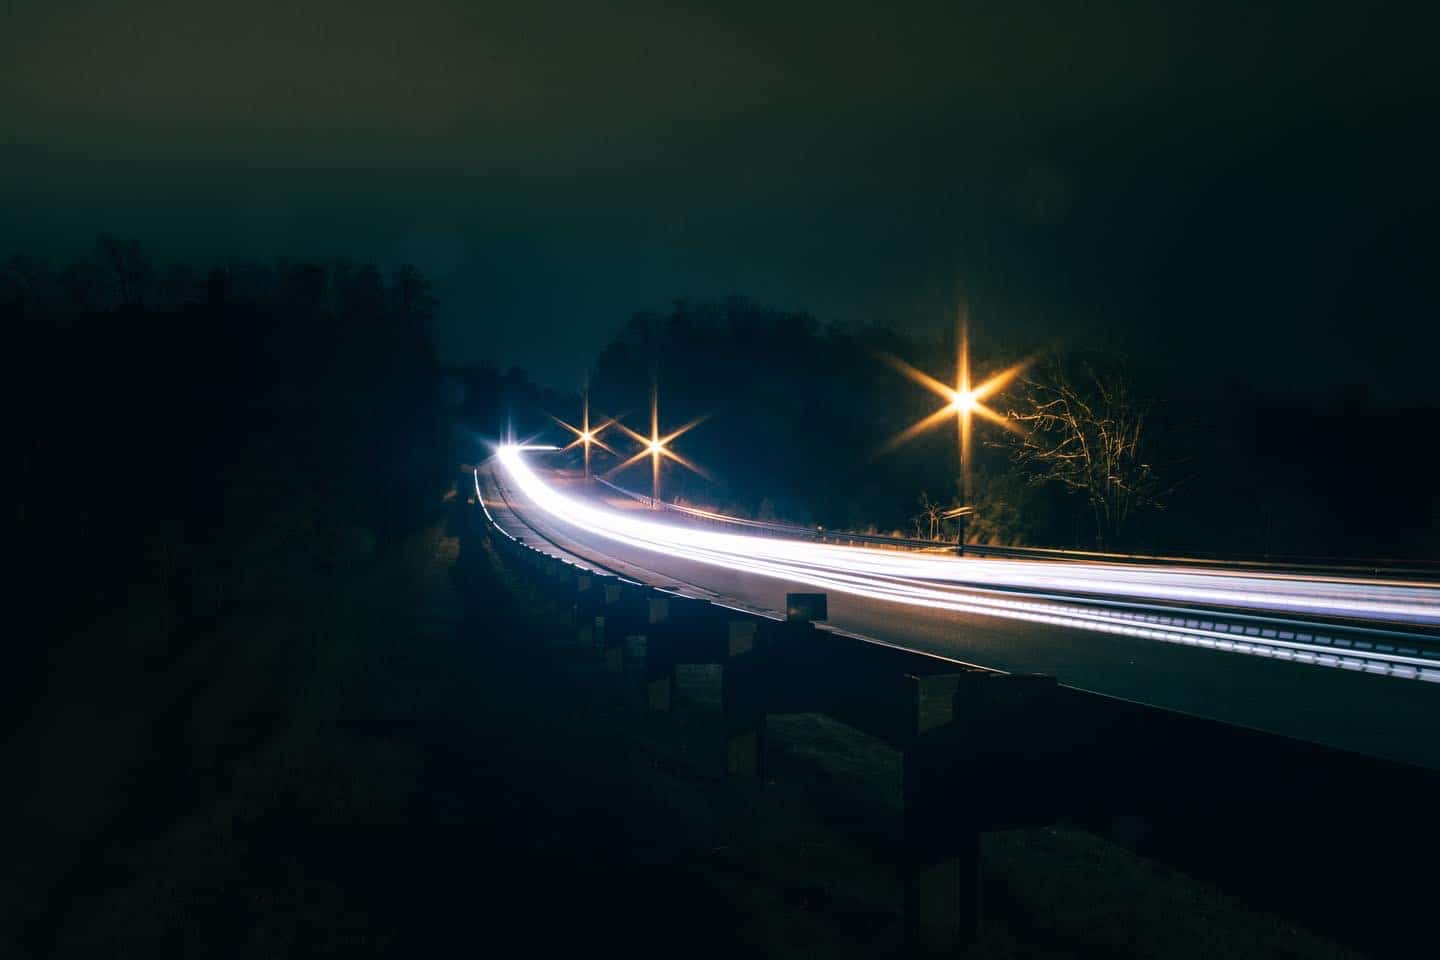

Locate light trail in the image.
[495,446,1440,681]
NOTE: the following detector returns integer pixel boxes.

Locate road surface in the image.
[482,448,1440,770]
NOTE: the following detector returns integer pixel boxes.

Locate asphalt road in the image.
[481,454,1440,771]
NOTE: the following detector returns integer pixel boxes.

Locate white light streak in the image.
[495,447,1440,681]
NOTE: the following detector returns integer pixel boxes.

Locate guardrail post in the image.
[621,632,648,677]
[904,730,979,957]
[785,592,828,623]
[577,614,603,648]
[723,648,767,777]
[545,558,570,587]
[901,674,977,955]
[576,581,646,668]
[721,617,817,777]
[714,617,762,762]
[543,571,593,646]
[719,592,830,776]
[571,574,607,644]
[635,596,743,713]
[728,617,757,656]
[607,586,653,677]
[538,558,574,616]
[604,606,771,724]
[643,597,678,710]
[901,671,1060,954]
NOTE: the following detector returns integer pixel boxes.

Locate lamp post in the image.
[881,314,1026,555]
[582,386,594,479]
[551,385,615,481]
[951,328,976,552]
[610,380,708,506]
[651,383,662,506]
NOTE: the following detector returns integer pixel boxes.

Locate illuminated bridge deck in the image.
[482,450,1440,771]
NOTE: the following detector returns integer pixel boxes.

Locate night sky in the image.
[3,1,1436,397]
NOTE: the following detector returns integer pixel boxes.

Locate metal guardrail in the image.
[595,475,946,549]
[591,475,1440,673]
[471,469,1440,957]
[594,475,1440,580]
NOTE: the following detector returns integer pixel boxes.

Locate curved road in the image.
[482,448,1440,771]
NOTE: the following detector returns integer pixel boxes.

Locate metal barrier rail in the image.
[595,475,944,548]
[591,475,1440,670]
[473,466,1440,956]
[594,475,1440,580]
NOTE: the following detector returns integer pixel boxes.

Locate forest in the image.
[474,296,1440,561]
[3,238,458,954]
[6,237,450,697]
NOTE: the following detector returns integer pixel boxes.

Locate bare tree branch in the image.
[1000,353,1173,550]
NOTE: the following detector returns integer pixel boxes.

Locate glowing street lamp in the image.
[609,382,707,508]
[551,386,616,480]
[950,389,978,414]
[882,315,1027,553]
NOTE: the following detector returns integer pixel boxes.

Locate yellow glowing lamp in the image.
[950,389,978,414]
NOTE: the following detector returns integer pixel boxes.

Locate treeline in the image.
[586,298,988,531]
[498,296,1438,560]
[3,237,451,712]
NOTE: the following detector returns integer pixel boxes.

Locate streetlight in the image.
[882,315,1027,554]
[609,381,707,508]
[550,385,616,480]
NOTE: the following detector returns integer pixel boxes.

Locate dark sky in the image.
[3,1,1436,396]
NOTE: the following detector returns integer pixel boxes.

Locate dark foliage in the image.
[579,297,1031,535]
[3,235,451,760]
[2,237,461,956]
[544,297,1440,559]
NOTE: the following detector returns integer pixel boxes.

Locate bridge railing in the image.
[592,475,1440,670]
[595,475,1440,580]
[477,469,1440,957]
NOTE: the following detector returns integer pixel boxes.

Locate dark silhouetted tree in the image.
[1003,354,1175,550]
[95,233,152,306]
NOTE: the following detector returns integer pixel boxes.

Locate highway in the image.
[482,446,1440,771]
